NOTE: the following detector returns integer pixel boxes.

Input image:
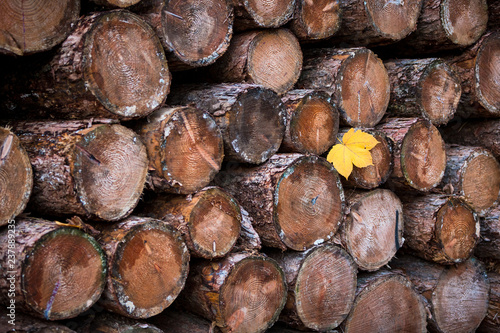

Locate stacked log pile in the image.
[0,0,498,332]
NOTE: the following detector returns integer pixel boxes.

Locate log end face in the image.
[441,0,488,47]
[366,0,422,41]
[291,0,341,40]
[243,0,295,28]
[476,32,500,115]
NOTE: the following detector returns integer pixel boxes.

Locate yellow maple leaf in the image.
[327,128,379,179]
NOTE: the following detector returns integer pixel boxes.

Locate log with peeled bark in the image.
[376,118,447,192]
[402,194,480,265]
[167,84,286,164]
[475,203,500,260]
[232,0,295,30]
[279,90,339,155]
[12,120,148,221]
[178,252,287,333]
[268,244,357,331]
[296,47,390,128]
[0,218,107,320]
[384,58,461,126]
[214,154,344,251]
[0,10,170,120]
[0,128,32,227]
[97,216,190,319]
[478,270,500,333]
[336,189,403,271]
[138,186,242,259]
[78,311,164,333]
[134,0,233,71]
[208,29,302,94]
[341,271,427,333]
[448,31,500,118]
[289,0,341,41]
[0,0,80,56]
[440,145,500,216]
[134,106,224,194]
[390,255,489,333]
[328,0,423,47]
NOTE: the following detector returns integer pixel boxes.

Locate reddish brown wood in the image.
[289,0,342,40]
[232,0,295,30]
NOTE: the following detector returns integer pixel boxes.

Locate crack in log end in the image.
[0,134,13,163]
[75,144,101,165]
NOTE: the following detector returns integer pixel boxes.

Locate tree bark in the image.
[138,186,242,259]
[167,83,286,164]
[208,29,302,95]
[297,47,390,128]
[0,10,170,120]
[0,0,80,56]
[134,106,224,194]
[289,0,341,41]
[475,203,500,261]
[0,128,32,227]
[178,252,287,333]
[402,194,480,265]
[336,189,403,271]
[341,270,427,333]
[376,118,447,192]
[214,154,345,251]
[149,309,222,333]
[487,0,499,30]
[390,255,490,333]
[232,206,262,252]
[279,90,338,155]
[0,218,107,320]
[440,145,500,216]
[78,311,165,332]
[12,120,148,221]
[477,270,500,333]
[97,216,190,319]
[232,0,295,30]
[384,58,461,126]
[268,244,357,331]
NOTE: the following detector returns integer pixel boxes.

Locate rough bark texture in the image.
[297,47,390,128]
[384,58,461,126]
[78,311,164,333]
[135,106,224,194]
[178,252,287,333]
[232,206,262,252]
[232,0,295,30]
[268,244,357,331]
[390,255,490,333]
[167,83,286,164]
[149,309,222,333]
[0,10,170,120]
[478,271,500,333]
[330,0,423,47]
[376,118,447,192]
[209,29,303,94]
[439,145,500,216]
[12,120,148,221]
[0,0,80,56]
[279,90,338,155]
[289,0,341,41]
[475,203,500,261]
[342,270,427,333]
[214,154,344,251]
[0,218,107,320]
[97,216,190,319]
[0,128,32,226]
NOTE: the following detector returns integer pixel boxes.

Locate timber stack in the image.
[0,0,498,332]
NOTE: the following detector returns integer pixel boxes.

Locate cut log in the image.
[134,106,224,194]
[341,129,393,190]
[279,90,339,155]
[232,206,262,252]
[149,309,222,333]
[79,311,164,333]
[297,47,390,128]
[167,84,286,164]
[268,244,357,331]
[0,10,170,120]
[289,0,341,41]
[138,186,242,259]
[329,0,423,47]
[440,145,500,215]
[475,203,500,260]
[97,216,190,319]
[0,0,80,56]
[391,255,489,333]
[336,189,403,271]
[384,58,461,126]
[376,118,447,192]
[478,271,500,333]
[209,29,302,94]
[0,128,32,227]
[448,31,500,118]
[233,0,295,30]
[135,0,233,70]
[91,0,142,8]
[0,218,107,320]
[342,271,427,333]
[214,154,344,251]
[0,308,76,332]
[178,252,287,333]
[13,120,148,221]
[402,195,480,265]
